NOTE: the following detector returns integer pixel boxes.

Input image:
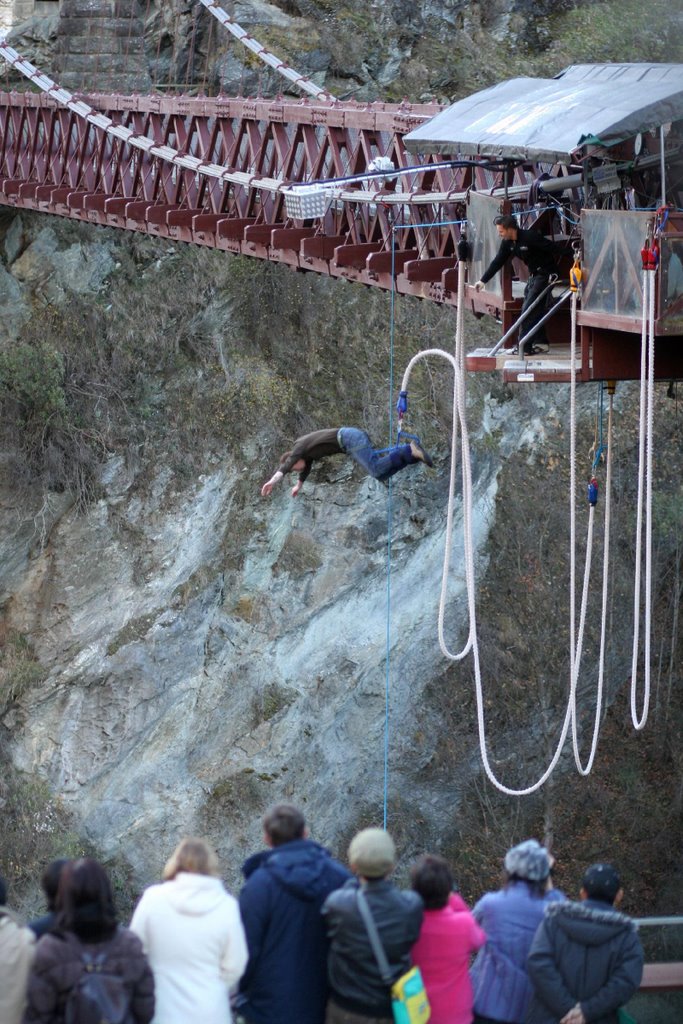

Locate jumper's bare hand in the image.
[261,470,284,497]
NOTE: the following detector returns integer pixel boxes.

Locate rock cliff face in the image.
[0,213,504,886]
[54,0,151,94]
[2,1,683,907]
[2,209,683,910]
[4,0,681,100]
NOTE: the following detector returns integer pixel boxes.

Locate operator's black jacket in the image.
[526,898,644,1024]
[481,228,558,283]
[322,876,423,1018]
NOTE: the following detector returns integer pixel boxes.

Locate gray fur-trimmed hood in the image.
[545,898,636,948]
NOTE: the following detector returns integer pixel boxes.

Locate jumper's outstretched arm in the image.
[261,470,284,497]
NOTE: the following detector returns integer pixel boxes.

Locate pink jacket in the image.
[411,894,486,1024]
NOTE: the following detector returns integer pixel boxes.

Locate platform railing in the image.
[624,917,683,1023]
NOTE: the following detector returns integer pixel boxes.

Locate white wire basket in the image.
[283,185,329,220]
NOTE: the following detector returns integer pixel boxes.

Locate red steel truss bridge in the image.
[1,7,682,384]
[0,85,525,302]
[0,0,549,311]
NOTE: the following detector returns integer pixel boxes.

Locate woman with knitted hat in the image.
[469,839,565,1024]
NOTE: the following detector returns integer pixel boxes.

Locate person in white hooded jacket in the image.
[0,875,35,1024]
[130,837,248,1024]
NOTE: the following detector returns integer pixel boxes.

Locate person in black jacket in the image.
[526,863,644,1024]
[321,827,423,1023]
[474,214,558,356]
[236,803,350,1024]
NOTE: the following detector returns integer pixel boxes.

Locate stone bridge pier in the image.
[55,0,151,92]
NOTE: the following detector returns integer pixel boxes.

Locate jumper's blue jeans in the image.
[337,428,414,482]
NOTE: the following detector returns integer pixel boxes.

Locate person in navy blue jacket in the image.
[236,803,351,1024]
[526,863,643,1024]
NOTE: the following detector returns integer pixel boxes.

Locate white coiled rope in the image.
[568,295,613,776]
[630,267,656,730]
[399,266,614,794]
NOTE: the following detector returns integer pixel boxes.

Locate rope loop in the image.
[630,268,656,731]
[394,265,618,794]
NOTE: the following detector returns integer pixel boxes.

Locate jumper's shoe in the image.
[520,340,549,357]
[410,440,434,467]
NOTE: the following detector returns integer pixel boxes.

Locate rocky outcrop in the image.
[0,209,592,889]
[4,1,679,102]
[55,0,151,93]
[1,2,682,905]
[3,207,676,905]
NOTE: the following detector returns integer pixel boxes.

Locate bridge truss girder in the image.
[0,90,532,304]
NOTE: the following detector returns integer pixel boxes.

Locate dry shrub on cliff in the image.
[0,630,47,708]
[0,221,494,511]
[0,243,228,507]
[0,759,139,918]
[0,302,110,509]
[0,763,85,914]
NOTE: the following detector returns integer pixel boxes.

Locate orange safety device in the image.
[569,258,582,291]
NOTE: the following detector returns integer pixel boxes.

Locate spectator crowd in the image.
[0,803,644,1024]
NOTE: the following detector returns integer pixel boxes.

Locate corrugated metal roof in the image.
[403,63,683,164]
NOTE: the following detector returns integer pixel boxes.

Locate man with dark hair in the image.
[237,803,351,1024]
[261,803,306,845]
[261,427,432,499]
[474,214,559,357]
[526,863,644,1024]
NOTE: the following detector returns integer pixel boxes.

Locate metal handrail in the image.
[635,916,683,928]
[487,283,573,358]
[485,274,559,357]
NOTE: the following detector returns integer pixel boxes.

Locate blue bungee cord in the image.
[382,227,399,829]
[382,217,465,827]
